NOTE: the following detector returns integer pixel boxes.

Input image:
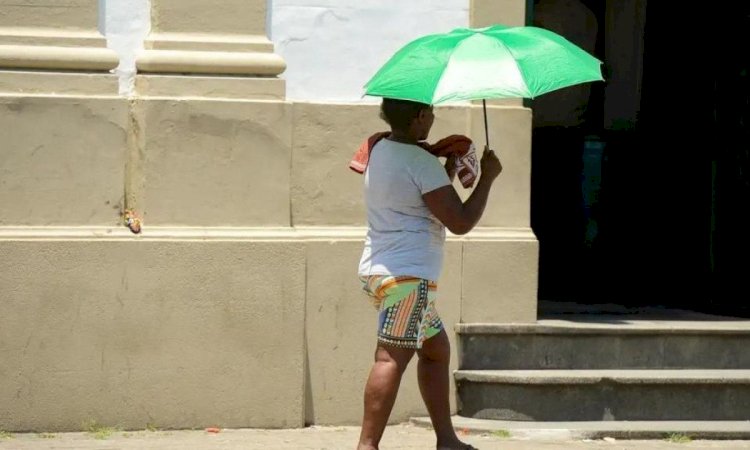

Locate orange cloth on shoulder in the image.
[349,133,479,188]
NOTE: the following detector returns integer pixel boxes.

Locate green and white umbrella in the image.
[364,24,604,146]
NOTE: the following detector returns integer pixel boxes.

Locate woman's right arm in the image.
[422,147,503,235]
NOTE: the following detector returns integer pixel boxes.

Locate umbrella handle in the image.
[482,99,490,149]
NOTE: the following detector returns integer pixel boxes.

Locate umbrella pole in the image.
[482,99,490,149]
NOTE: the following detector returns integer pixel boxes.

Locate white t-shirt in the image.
[358,138,452,281]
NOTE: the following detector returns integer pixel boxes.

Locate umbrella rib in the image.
[513,27,603,96]
[527,26,603,68]
[428,39,468,104]
[486,32,532,98]
[433,33,533,103]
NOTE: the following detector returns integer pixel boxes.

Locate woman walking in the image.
[356,98,503,450]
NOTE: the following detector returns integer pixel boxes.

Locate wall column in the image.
[1,0,301,432]
[458,0,538,323]
[135,0,285,98]
[0,0,117,72]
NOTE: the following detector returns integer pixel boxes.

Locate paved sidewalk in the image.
[2,424,750,449]
[411,417,750,441]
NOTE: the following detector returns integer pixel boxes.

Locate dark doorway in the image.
[531,1,750,316]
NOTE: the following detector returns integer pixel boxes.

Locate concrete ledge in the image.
[457,321,750,335]
[0,226,368,241]
[0,226,538,242]
[411,416,750,440]
[456,370,750,385]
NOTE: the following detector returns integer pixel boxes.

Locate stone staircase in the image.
[454,318,750,422]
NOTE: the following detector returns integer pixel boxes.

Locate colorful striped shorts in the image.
[360,275,444,349]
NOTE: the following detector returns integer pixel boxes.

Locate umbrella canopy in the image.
[364,24,603,106]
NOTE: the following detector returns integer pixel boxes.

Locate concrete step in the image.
[410,416,750,440]
[456,369,750,421]
[457,320,750,370]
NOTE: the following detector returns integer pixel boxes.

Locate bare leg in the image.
[417,330,475,450]
[357,344,415,450]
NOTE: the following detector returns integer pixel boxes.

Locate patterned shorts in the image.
[360,275,444,349]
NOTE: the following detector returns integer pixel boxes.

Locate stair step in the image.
[456,369,750,421]
[457,320,750,370]
[456,369,750,384]
[410,416,750,440]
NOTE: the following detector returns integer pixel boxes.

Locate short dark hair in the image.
[379,98,431,130]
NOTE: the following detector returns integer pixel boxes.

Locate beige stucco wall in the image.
[0,0,100,31]
[471,0,527,27]
[290,102,468,226]
[0,96,536,430]
[291,102,538,359]
[0,95,127,226]
[0,239,306,431]
[136,99,292,226]
[0,71,119,95]
[290,102,532,228]
[461,233,539,323]
[0,0,535,431]
[151,0,267,37]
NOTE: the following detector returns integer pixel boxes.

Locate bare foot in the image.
[357,444,378,450]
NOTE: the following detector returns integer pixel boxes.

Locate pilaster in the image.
[0,0,118,72]
[136,0,285,83]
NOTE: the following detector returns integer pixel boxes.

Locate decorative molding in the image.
[0,1,117,72]
[136,49,285,76]
[0,227,537,241]
[0,44,118,71]
[137,0,285,79]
